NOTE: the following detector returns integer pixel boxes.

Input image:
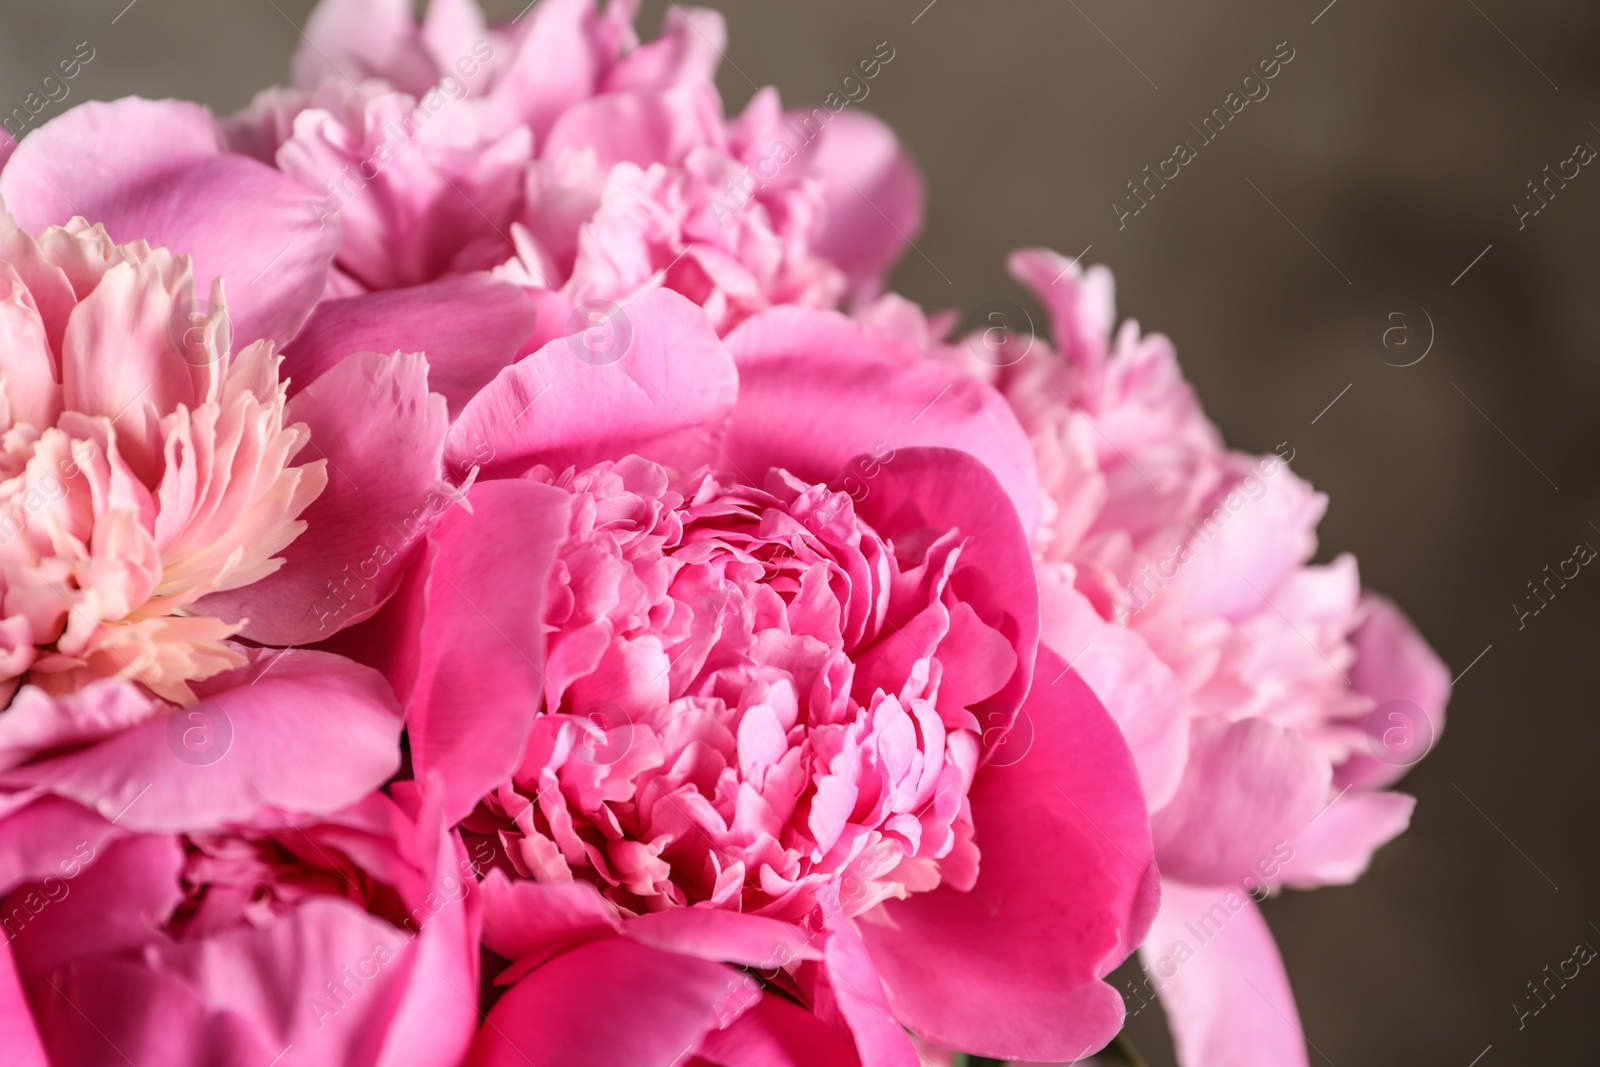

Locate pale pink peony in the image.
[0,167,460,849]
[228,0,922,330]
[345,290,1156,1064]
[878,250,1451,1067]
[1,783,480,1067]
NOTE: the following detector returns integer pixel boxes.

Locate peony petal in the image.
[408,479,573,823]
[857,650,1156,1062]
[0,98,339,349]
[694,994,862,1067]
[808,109,925,301]
[624,908,823,969]
[541,84,725,169]
[468,937,761,1067]
[852,447,1039,731]
[294,0,433,93]
[0,651,402,833]
[1140,881,1310,1067]
[1149,718,1331,887]
[724,307,1040,536]
[1278,790,1415,890]
[1038,565,1189,810]
[284,274,540,417]
[480,870,621,970]
[821,910,919,1067]
[445,287,738,478]
[0,939,47,1067]
[197,350,452,645]
[1338,594,1450,791]
[0,796,119,897]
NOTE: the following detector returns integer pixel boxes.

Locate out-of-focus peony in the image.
[2,784,480,1067]
[227,0,922,330]
[0,206,454,856]
[345,289,1156,1064]
[873,250,1450,1067]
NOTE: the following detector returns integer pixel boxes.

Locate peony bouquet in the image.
[0,2,1447,1065]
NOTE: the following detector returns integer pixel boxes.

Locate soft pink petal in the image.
[484,0,623,142]
[284,274,539,417]
[604,5,725,93]
[857,650,1156,1062]
[468,938,761,1067]
[0,98,339,348]
[1140,881,1310,1067]
[1338,594,1450,790]
[724,307,1040,535]
[0,651,402,833]
[809,109,924,300]
[541,84,725,168]
[294,0,433,93]
[197,350,451,644]
[1279,791,1415,890]
[1149,718,1331,887]
[445,288,738,478]
[408,479,573,823]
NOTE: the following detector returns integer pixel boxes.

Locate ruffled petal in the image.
[809,109,924,300]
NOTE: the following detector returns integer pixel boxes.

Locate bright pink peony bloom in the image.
[0,202,454,852]
[229,0,922,328]
[880,250,1450,1067]
[1,783,479,1067]
[350,290,1155,1064]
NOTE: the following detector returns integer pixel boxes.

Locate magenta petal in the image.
[0,940,46,1067]
[1150,718,1332,887]
[284,274,540,417]
[30,956,272,1067]
[1339,593,1450,790]
[197,350,451,645]
[445,288,738,478]
[409,479,573,823]
[468,938,760,1067]
[852,447,1039,731]
[0,98,338,347]
[0,797,120,896]
[724,307,1040,535]
[808,109,925,300]
[1141,881,1310,1067]
[858,650,1156,1062]
[695,995,863,1067]
[1279,790,1415,890]
[821,912,919,1067]
[0,651,402,833]
[480,871,621,970]
[624,909,823,969]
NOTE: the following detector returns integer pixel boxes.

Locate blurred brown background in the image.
[4,1,1596,1064]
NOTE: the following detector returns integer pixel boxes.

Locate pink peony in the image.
[2,783,479,1067]
[229,0,922,328]
[879,250,1450,1067]
[349,289,1156,1063]
[0,203,454,854]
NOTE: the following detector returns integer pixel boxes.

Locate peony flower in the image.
[229,0,923,329]
[876,250,1451,1067]
[0,193,455,857]
[1,783,480,1067]
[347,289,1156,1063]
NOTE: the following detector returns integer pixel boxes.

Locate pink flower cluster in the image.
[0,2,1445,1066]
